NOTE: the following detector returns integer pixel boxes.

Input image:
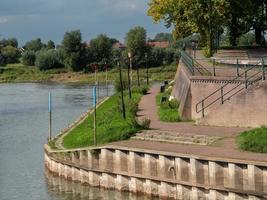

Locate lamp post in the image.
[127,52,132,99]
[145,52,149,85]
[116,57,126,119]
[104,63,109,97]
[128,52,133,84]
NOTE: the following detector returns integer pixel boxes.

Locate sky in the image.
[0,0,169,46]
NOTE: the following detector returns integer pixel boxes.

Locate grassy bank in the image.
[237,126,267,153]
[156,91,181,122]
[62,90,147,149]
[0,63,177,84]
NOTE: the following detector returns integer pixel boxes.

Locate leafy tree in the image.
[24,38,45,52]
[125,26,147,86]
[47,40,55,50]
[22,51,36,66]
[0,38,18,48]
[35,50,64,70]
[148,0,228,57]
[90,34,113,63]
[62,30,85,71]
[1,45,20,63]
[238,32,256,46]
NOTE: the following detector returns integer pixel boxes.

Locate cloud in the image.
[0,17,8,24]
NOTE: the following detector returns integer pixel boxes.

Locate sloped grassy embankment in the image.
[61,88,149,149]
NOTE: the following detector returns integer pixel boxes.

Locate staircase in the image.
[195,61,266,118]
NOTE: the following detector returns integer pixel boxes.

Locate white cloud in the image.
[0,17,8,24]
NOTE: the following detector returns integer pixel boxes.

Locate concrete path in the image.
[110,85,267,163]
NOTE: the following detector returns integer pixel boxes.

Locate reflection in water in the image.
[45,169,157,200]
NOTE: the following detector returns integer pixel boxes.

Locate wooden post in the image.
[48,92,52,142]
[236,59,240,76]
[127,60,132,99]
[262,59,265,81]
[105,64,109,97]
[145,53,149,85]
[213,58,216,76]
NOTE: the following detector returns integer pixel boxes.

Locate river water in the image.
[0,83,152,200]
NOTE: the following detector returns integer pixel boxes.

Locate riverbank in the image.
[0,63,177,84]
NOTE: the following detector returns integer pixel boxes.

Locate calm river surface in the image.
[0,83,153,200]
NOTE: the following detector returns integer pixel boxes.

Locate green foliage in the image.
[0,38,18,48]
[22,51,36,66]
[238,32,256,46]
[132,86,149,95]
[156,92,181,122]
[1,45,20,64]
[237,126,267,153]
[125,26,147,61]
[47,40,55,50]
[24,38,45,52]
[62,30,85,71]
[138,118,151,129]
[114,73,128,92]
[35,50,64,70]
[153,33,173,42]
[90,34,113,63]
[62,92,144,149]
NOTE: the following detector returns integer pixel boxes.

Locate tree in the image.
[148,0,228,57]
[62,30,85,71]
[1,45,20,63]
[125,26,147,86]
[90,34,113,63]
[35,50,64,70]
[0,38,18,48]
[24,38,45,52]
[22,51,36,66]
[47,40,55,50]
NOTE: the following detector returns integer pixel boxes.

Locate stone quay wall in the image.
[45,145,267,199]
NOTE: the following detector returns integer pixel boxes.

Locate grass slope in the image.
[62,92,143,149]
[237,126,267,153]
[0,63,177,83]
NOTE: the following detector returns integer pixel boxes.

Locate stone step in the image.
[132,130,221,146]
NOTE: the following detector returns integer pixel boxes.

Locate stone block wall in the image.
[45,145,267,199]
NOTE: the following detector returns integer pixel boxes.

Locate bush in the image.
[35,50,64,70]
[237,126,267,153]
[22,51,36,66]
[1,45,20,64]
[127,100,139,115]
[138,118,151,129]
[114,74,128,92]
[132,86,149,95]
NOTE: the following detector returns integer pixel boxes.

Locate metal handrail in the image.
[181,51,212,76]
[196,60,264,116]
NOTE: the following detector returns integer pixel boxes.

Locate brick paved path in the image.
[110,85,267,162]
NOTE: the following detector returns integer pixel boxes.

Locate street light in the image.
[127,52,132,99]
[115,57,126,119]
[145,52,149,85]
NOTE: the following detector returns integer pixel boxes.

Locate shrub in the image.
[114,74,128,92]
[132,86,149,95]
[35,50,64,70]
[127,100,139,115]
[1,45,20,64]
[138,118,151,129]
[237,126,267,153]
[22,51,36,66]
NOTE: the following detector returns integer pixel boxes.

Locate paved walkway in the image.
[110,85,267,163]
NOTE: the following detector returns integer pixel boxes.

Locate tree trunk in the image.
[255,26,262,45]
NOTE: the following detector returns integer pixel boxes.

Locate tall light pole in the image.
[209,0,213,56]
[117,57,126,120]
[145,52,149,85]
[128,52,133,84]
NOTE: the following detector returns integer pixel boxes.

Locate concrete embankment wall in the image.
[172,60,267,127]
[45,145,267,199]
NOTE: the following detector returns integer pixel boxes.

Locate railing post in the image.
[236,59,240,76]
[221,87,224,104]
[213,58,216,76]
[262,58,265,81]
[245,71,248,89]
[201,100,205,118]
[192,59,195,75]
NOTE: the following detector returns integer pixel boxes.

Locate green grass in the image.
[237,126,267,153]
[156,92,181,122]
[0,63,177,83]
[62,91,144,149]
